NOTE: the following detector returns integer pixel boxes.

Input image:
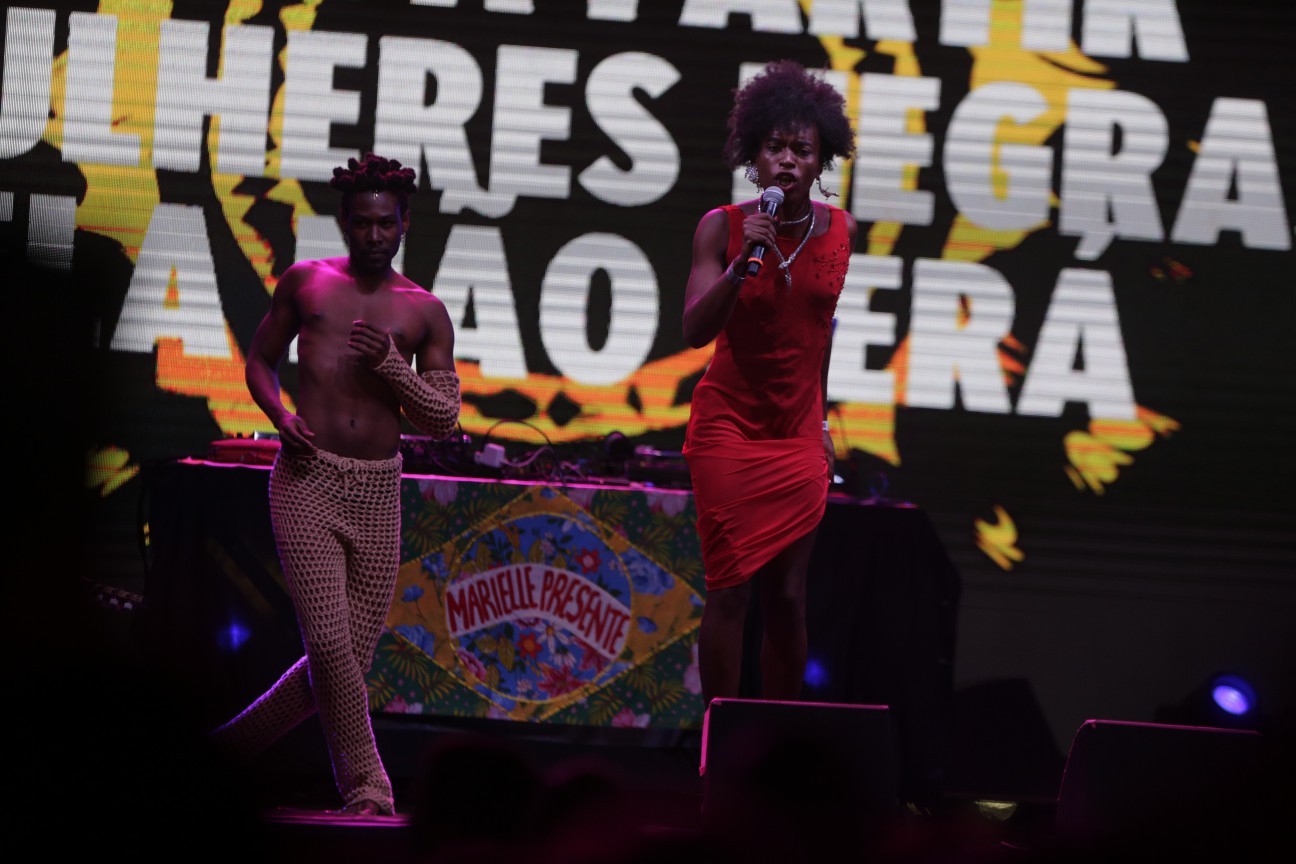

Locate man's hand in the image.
[349,319,393,368]
[277,412,316,452]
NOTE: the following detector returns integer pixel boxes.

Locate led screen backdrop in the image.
[5,1,1293,732]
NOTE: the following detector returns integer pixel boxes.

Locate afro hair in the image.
[330,152,418,214]
[723,60,855,173]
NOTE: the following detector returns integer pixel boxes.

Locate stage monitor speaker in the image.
[1055,719,1264,841]
[700,698,899,822]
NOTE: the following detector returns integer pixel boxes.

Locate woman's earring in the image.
[816,175,836,198]
[744,163,759,186]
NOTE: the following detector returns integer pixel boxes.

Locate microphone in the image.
[746,186,785,277]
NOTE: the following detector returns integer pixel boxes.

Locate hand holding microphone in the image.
[745,186,785,277]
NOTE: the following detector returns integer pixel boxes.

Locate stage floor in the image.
[239,717,1059,864]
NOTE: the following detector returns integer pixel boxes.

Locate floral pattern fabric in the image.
[371,477,706,729]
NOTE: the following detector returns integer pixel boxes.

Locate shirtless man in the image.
[212,154,459,816]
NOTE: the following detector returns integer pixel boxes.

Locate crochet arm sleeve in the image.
[373,341,461,440]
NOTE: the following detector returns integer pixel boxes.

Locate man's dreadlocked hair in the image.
[723,60,855,174]
[330,152,419,214]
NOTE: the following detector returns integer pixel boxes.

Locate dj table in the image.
[137,456,959,800]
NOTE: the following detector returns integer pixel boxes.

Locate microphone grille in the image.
[761,187,785,205]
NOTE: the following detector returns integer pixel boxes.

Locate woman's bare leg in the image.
[757,527,818,700]
[698,580,754,706]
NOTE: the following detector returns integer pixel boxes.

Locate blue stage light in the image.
[1155,671,1264,732]
[1210,675,1256,718]
[803,658,829,689]
[218,621,251,652]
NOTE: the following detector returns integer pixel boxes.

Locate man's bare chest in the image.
[298,285,423,348]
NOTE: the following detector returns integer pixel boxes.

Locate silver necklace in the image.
[772,206,815,288]
[780,205,812,226]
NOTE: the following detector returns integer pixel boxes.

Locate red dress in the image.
[684,203,852,590]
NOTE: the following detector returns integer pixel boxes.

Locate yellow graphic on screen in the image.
[1065,408,1181,495]
[849,2,1173,569]
[45,0,166,260]
[975,505,1024,571]
[87,445,139,497]
[816,0,1126,474]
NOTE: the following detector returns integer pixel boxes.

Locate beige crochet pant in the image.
[213,447,403,811]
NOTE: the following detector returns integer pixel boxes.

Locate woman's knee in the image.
[703,583,751,620]
[758,560,807,607]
